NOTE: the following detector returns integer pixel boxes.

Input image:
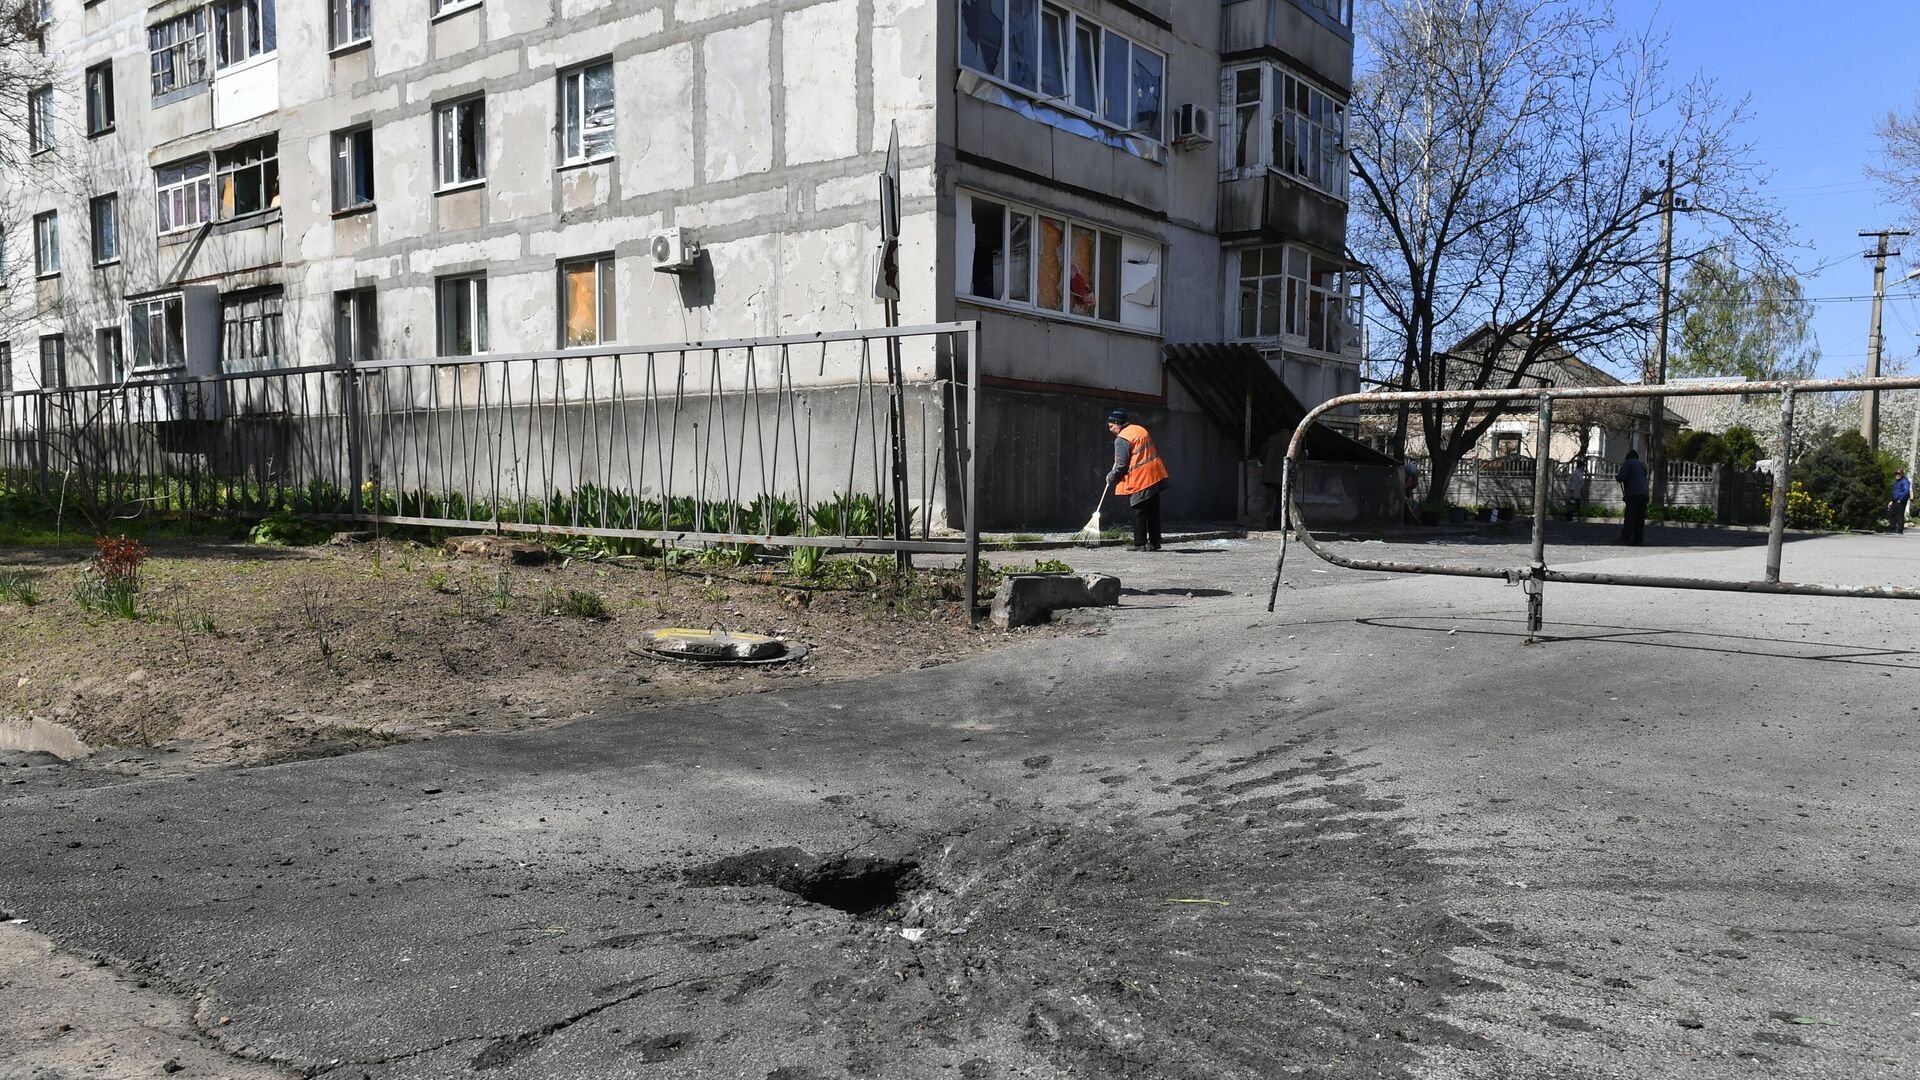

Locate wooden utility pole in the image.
[1647,152,1677,505]
[1860,229,1908,451]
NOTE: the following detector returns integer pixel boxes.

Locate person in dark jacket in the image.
[1616,449,1649,545]
[1891,471,1911,534]
[1105,409,1171,551]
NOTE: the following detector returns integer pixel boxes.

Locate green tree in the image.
[1720,425,1762,470]
[1672,245,1819,382]
[1797,430,1899,531]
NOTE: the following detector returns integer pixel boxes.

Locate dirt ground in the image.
[0,534,1016,776]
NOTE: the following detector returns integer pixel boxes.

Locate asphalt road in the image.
[2,526,1916,1079]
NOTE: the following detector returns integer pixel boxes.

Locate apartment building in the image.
[0,0,1366,527]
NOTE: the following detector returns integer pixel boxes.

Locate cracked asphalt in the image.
[2,524,1917,1079]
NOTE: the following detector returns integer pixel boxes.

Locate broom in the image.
[1075,487,1109,545]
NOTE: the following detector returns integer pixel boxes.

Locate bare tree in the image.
[1871,95,1920,227]
[1,0,68,347]
[1349,0,1785,500]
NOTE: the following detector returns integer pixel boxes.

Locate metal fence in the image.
[1,323,983,612]
[1269,377,1920,639]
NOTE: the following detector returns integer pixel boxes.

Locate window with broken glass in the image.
[559,256,616,347]
[221,288,286,372]
[957,190,1161,333]
[436,97,486,188]
[129,295,188,371]
[958,0,1165,142]
[156,159,212,234]
[149,10,209,97]
[213,0,276,69]
[216,138,280,220]
[1235,245,1360,355]
[1222,63,1348,201]
[560,62,615,164]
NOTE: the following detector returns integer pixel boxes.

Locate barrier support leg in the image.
[1527,397,1555,641]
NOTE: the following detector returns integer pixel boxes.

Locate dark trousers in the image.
[1622,494,1648,544]
[1894,498,1909,534]
[1132,493,1163,549]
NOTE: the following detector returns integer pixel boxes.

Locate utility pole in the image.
[1647,151,1677,506]
[1860,229,1909,451]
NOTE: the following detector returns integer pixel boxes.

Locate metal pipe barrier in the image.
[1267,376,1920,639]
[0,322,983,622]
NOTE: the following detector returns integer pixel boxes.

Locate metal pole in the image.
[1265,457,1292,613]
[344,366,365,518]
[964,327,981,626]
[1527,397,1554,637]
[1766,387,1794,583]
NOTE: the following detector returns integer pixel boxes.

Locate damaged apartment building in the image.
[0,0,1374,527]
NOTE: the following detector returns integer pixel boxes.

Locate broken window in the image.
[436,98,486,187]
[1006,0,1037,90]
[1037,216,1065,311]
[437,274,488,356]
[1071,20,1098,114]
[85,63,114,135]
[213,0,276,69]
[1130,47,1163,140]
[1097,231,1121,323]
[1237,244,1357,353]
[967,198,1005,301]
[1233,68,1263,170]
[560,255,616,347]
[958,0,1005,78]
[1068,224,1096,318]
[148,10,209,97]
[1038,6,1066,99]
[155,158,212,234]
[332,126,374,211]
[560,61,615,163]
[129,296,187,371]
[221,288,285,372]
[1007,212,1032,304]
[216,137,280,219]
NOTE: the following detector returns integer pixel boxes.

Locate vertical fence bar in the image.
[964,327,981,626]
[1766,387,1794,583]
[1527,396,1554,638]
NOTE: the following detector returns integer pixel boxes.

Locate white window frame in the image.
[436,274,489,356]
[331,126,375,212]
[129,295,188,372]
[32,211,59,277]
[1221,63,1349,202]
[28,85,53,153]
[1297,0,1354,30]
[559,61,616,165]
[148,10,210,97]
[329,0,370,48]
[558,255,616,347]
[956,190,1161,333]
[90,193,119,265]
[435,97,486,189]
[1233,243,1362,356]
[97,326,125,385]
[213,0,276,71]
[85,62,115,135]
[221,287,286,372]
[957,1,1166,143]
[155,158,213,234]
[333,288,377,365]
[432,0,481,17]
[215,137,280,220]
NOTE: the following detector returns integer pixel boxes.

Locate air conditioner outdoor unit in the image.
[649,227,699,273]
[1172,104,1214,148]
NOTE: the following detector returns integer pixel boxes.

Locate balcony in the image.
[1219,172,1347,253]
[1221,0,1355,86]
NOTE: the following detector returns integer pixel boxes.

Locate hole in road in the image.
[685,846,920,916]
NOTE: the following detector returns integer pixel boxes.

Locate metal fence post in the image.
[964,327,981,627]
[344,365,365,518]
[1527,396,1554,638]
[1766,387,1794,583]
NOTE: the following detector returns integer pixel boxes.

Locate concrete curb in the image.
[981,529,1248,552]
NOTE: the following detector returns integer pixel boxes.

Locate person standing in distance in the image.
[1890,470,1911,534]
[1616,449,1649,545]
[1105,409,1171,551]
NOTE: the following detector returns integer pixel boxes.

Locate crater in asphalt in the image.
[684,846,920,916]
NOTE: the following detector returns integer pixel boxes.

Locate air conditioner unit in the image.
[1172,104,1214,148]
[649,227,699,273]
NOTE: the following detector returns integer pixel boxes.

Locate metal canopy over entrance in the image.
[1268,376,1920,639]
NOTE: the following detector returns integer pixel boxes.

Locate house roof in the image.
[1385,326,1689,427]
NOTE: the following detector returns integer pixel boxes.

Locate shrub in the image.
[250,512,329,547]
[1797,431,1892,530]
[554,589,610,620]
[1765,481,1836,531]
[74,535,148,619]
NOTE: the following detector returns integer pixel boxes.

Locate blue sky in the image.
[1618,0,1920,377]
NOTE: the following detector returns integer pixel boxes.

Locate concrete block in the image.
[991,572,1121,629]
[782,0,859,165]
[703,20,774,183]
[621,41,695,196]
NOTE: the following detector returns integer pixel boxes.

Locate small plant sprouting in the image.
[425,569,454,594]
[0,571,41,606]
[789,543,824,578]
[492,571,514,612]
[702,584,730,603]
[298,584,335,663]
[549,588,610,620]
[73,536,147,620]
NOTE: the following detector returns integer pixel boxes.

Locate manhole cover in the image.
[631,627,809,665]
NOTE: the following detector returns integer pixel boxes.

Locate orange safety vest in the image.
[1115,424,1171,496]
